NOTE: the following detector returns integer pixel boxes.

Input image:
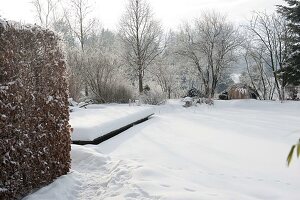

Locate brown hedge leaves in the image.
[0,21,71,200]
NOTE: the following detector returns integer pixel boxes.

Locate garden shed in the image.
[227,84,258,100]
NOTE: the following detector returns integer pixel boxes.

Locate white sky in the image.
[0,0,284,31]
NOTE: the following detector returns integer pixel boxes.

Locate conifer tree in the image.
[277,0,300,85]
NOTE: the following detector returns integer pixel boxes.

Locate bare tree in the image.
[119,0,163,93]
[83,52,133,103]
[150,59,179,99]
[66,48,85,101]
[84,53,115,103]
[242,39,276,100]
[64,0,96,51]
[31,0,60,28]
[177,12,241,97]
[149,32,181,99]
[62,0,97,97]
[247,12,290,100]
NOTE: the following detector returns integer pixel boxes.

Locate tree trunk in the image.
[273,72,283,100]
[85,85,89,97]
[204,84,210,98]
[138,71,143,94]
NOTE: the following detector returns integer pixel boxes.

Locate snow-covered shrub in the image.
[75,51,133,103]
[204,98,214,105]
[110,84,133,103]
[182,97,193,107]
[0,20,71,199]
[286,86,299,100]
[185,87,204,98]
[186,87,200,97]
[219,92,229,100]
[140,90,166,105]
[68,98,78,106]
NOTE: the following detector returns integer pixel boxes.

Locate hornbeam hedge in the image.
[0,19,71,200]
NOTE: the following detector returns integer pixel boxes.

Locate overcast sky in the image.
[0,0,284,30]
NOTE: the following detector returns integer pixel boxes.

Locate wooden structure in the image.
[227,84,258,100]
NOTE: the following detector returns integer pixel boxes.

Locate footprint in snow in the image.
[160,184,170,188]
[184,188,196,192]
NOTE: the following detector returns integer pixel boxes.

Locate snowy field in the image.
[24,100,300,200]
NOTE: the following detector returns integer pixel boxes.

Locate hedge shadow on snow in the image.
[0,20,71,199]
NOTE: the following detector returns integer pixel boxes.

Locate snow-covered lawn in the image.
[25,100,300,200]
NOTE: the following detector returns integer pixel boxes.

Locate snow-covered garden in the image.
[1,0,300,199]
[24,100,300,200]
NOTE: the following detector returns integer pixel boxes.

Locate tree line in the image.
[31,0,300,103]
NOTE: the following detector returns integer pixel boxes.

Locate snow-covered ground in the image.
[24,100,300,200]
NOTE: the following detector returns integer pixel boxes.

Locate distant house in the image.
[219,84,258,100]
[227,84,258,100]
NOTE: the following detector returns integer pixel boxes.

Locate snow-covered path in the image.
[25,100,300,200]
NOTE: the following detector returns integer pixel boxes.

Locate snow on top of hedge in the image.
[0,17,54,33]
[0,17,8,28]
